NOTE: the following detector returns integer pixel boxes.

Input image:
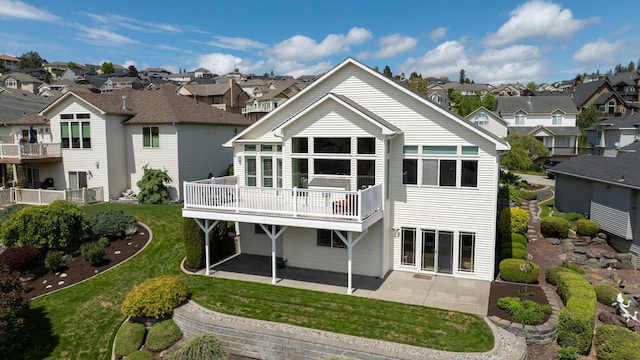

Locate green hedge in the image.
[540,216,570,239]
[146,319,183,352]
[576,219,599,237]
[114,321,146,358]
[499,247,528,261]
[558,212,584,222]
[126,351,154,360]
[551,268,596,355]
[183,218,205,269]
[499,258,539,283]
[596,325,640,360]
[121,276,190,318]
[498,208,530,236]
[502,233,528,247]
[519,189,538,201]
[545,266,573,286]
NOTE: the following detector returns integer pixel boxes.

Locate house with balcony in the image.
[607,71,640,104]
[6,83,253,201]
[182,58,509,294]
[0,54,20,72]
[497,95,580,159]
[242,80,305,121]
[585,113,640,157]
[571,78,631,118]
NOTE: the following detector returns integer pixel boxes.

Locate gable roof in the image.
[550,152,640,189]
[497,95,578,115]
[465,106,508,125]
[1,72,43,83]
[570,79,613,108]
[41,84,253,126]
[585,113,640,131]
[180,83,230,96]
[508,126,581,136]
[272,92,401,136]
[226,57,509,150]
[0,92,56,123]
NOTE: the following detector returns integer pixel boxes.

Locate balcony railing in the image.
[183,176,382,222]
[549,146,577,156]
[242,102,276,114]
[0,143,62,160]
[0,186,104,206]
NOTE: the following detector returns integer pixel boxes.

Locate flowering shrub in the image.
[121,276,189,318]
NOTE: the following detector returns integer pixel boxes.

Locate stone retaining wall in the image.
[173,301,527,360]
[489,284,560,345]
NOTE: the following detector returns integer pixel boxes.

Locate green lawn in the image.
[0,203,494,359]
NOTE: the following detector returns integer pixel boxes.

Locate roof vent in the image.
[122,95,127,110]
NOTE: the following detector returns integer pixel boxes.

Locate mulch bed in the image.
[487,281,552,324]
[23,227,150,299]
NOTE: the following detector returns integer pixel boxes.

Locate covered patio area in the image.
[190,253,491,316]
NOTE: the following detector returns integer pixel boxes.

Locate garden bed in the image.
[487,281,551,325]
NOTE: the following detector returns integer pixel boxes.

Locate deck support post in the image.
[259,224,287,285]
[334,229,367,295]
[195,219,220,276]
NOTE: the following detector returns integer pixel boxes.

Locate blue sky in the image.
[0,0,638,85]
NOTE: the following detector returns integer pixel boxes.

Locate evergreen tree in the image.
[101,62,115,74]
[382,65,392,77]
[18,51,45,69]
[459,69,466,84]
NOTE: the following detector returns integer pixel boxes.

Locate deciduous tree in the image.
[101,62,115,74]
[500,133,551,171]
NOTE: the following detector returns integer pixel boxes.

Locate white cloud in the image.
[0,0,59,22]
[373,34,417,59]
[475,45,542,64]
[265,27,372,62]
[484,0,592,47]
[156,44,182,52]
[430,27,447,41]
[205,36,268,51]
[74,25,139,46]
[123,60,137,68]
[400,41,467,80]
[573,39,624,64]
[195,53,243,74]
[83,12,185,34]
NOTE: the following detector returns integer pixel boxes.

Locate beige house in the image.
[178,80,249,114]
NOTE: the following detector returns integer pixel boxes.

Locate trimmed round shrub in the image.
[0,244,40,271]
[545,266,573,286]
[97,237,110,248]
[499,258,539,283]
[558,212,585,222]
[89,209,137,238]
[596,325,640,360]
[114,321,146,358]
[575,219,599,237]
[44,251,63,271]
[593,283,627,307]
[80,241,105,266]
[121,276,190,318]
[499,247,528,261]
[540,216,570,239]
[126,351,154,360]
[167,333,227,360]
[146,319,183,352]
[183,218,204,269]
[498,207,530,236]
[502,233,528,247]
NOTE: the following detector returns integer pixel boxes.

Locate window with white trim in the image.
[317,229,346,248]
[60,114,91,149]
[514,114,526,125]
[143,126,159,147]
[474,112,489,126]
[245,156,256,186]
[552,114,563,125]
[458,232,475,272]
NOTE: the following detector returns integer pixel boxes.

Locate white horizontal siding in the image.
[238,223,284,256]
[591,183,632,239]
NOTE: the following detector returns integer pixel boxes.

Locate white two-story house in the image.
[182,58,509,293]
[497,96,580,159]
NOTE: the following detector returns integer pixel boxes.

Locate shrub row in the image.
[499,258,539,283]
[545,266,596,354]
[121,276,190,318]
[498,208,530,236]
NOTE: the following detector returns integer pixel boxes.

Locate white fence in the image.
[183,176,382,222]
[0,187,104,206]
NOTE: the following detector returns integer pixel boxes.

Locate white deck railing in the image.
[183,176,382,222]
[242,102,276,114]
[0,143,62,160]
[0,187,104,206]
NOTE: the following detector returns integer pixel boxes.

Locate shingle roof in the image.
[607,71,640,86]
[64,84,253,126]
[0,72,43,83]
[0,92,56,123]
[550,152,640,189]
[180,83,229,96]
[508,126,581,136]
[570,79,610,107]
[497,95,578,115]
[585,113,640,131]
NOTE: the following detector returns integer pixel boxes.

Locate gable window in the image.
[474,113,489,126]
[314,137,350,153]
[244,144,256,152]
[357,137,375,154]
[60,113,91,149]
[292,137,308,153]
[552,114,563,125]
[317,229,346,248]
[143,126,159,148]
[514,114,526,125]
[314,159,350,175]
[357,160,376,188]
[439,160,456,187]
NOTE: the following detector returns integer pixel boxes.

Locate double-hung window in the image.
[143,126,159,147]
[514,114,526,125]
[552,114,563,125]
[60,114,91,149]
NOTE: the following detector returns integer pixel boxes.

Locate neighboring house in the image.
[178,80,249,114]
[497,95,581,159]
[571,79,630,117]
[585,113,640,157]
[0,91,56,142]
[607,71,640,104]
[140,67,172,79]
[550,152,640,269]
[6,84,253,200]
[59,67,97,82]
[0,72,43,94]
[465,107,508,138]
[0,54,20,72]
[491,84,525,97]
[182,58,510,293]
[99,77,144,93]
[242,80,304,121]
[424,88,450,110]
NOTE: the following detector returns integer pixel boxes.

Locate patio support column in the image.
[195,219,220,276]
[335,229,367,295]
[259,224,287,285]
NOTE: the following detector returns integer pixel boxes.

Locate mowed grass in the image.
[0,203,494,359]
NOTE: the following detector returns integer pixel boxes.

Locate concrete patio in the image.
[198,253,491,316]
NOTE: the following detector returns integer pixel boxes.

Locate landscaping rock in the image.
[586,258,601,268]
[616,253,632,262]
[571,253,588,264]
[599,258,619,268]
[586,250,601,258]
[599,311,624,326]
[603,252,617,259]
[574,247,588,254]
[561,241,575,253]
[547,237,561,245]
[573,241,589,247]
[620,260,636,270]
[590,238,607,245]
[609,272,620,283]
[597,232,607,240]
